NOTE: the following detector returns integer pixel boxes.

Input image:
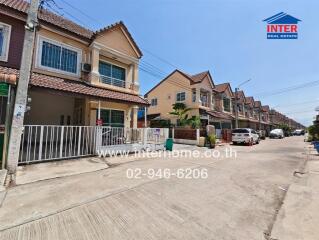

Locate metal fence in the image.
[19,125,168,164]
[19,126,97,164]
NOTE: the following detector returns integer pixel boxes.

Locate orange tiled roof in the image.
[0,66,149,105]
[0,0,142,56]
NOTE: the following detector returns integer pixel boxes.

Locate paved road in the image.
[0,136,306,240]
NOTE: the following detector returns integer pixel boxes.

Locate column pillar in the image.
[196,88,201,104]
[89,45,100,84]
[132,105,138,128]
[132,63,139,92]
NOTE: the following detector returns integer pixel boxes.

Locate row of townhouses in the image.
[0,0,304,170]
[144,69,304,134]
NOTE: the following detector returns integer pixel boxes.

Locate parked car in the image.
[232,128,260,145]
[269,129,284,139]
[293,129,305,136]
[257,130,266,140]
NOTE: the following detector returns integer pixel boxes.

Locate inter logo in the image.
[263,12,301,39]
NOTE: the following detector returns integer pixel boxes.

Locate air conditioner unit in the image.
[81,63,91,73]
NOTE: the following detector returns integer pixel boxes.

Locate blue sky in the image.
[56,0,319,126]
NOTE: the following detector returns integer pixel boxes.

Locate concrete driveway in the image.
[0,136,307,240]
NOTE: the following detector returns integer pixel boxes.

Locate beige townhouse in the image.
[145,69,215,126]
[145,70,236,132]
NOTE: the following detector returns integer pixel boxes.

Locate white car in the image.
[269,129,284,139]
[232,128,260,145]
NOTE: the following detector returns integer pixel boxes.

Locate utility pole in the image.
[234,88,239,129]
[7,0,40,177]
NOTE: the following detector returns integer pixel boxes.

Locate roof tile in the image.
[0,66,148,105]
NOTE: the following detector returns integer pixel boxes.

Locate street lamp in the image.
[235,79,251,128]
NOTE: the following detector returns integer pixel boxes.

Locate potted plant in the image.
[207,134,216,148]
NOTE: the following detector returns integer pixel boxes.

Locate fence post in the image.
[164,128,169,140]
[77,126,82,156]
[143,128,148,147]
[60,126,64,158]
[95,126,102,153]
[196,129,200,145]
[38,126,43,161]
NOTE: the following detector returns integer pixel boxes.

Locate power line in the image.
[141,48,180,69]
[254,80,319,98]
[41,0,91,29]
[57,0,103,25]
[275,99,319,108]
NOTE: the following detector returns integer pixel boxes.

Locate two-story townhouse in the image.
[232,90,250,128]
[0,0,148,131]
[145,69,215,127]
[261,105,271,134]
[244,96,258,130]
[253,100,262,129]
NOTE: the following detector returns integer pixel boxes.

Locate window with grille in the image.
[39,37,80,75]
[0,22,11,62]
[223,97,231,112]
[99,61,126,88]
[176,92,186,102]
[151,98,157,106]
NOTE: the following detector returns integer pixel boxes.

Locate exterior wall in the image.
[146,71,194,124]
[24,90,75,125]
[94,27,139,59]
[0,13,25,69]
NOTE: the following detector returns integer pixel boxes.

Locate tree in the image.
[169,103,192,127]
[308,125,319,140]
[188,116,201,129]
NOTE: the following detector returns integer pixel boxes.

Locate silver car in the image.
[232,128,260,145]
[269,129,284,139]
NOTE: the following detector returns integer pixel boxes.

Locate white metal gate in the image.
[19,125,97,164]
[19,125,169,164]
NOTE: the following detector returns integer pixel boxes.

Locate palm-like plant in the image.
[169,103,192,127]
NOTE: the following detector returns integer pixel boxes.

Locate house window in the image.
[176,92,186,102]
[99,61,126,88]
[223,97,231,112]
[151,98,157,106]
[0,22,11,62]
[192,90,196,102]
[98,109,125,127]
[39,37,81,75]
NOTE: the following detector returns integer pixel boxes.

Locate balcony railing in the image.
[100,75,126,88]
[201,101,209,107]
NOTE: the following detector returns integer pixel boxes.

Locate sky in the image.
[55,0,319,126]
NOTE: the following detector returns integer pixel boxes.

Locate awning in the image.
[205,110,234,120]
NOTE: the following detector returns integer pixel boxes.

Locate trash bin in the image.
[165,138,173,151]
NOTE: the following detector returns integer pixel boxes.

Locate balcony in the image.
[201,101,209,108]
[100,75,126,88]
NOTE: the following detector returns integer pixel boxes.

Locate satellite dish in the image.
[316,106,319,112]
